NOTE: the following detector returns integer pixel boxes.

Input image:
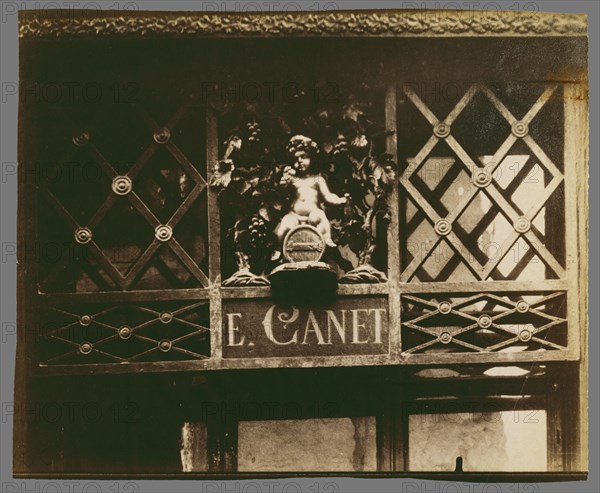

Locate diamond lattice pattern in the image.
[39,95,209,293]
[400,84,564,282]
[401,292,567,354]
[41,300,211,365]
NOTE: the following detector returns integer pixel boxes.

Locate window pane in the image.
[409,410,547,471]
[238,417,376,472]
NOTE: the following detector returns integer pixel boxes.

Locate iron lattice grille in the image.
[38,94,209,293]
[399,83,565,282]
[400,292,567,354]
[40,301,211,365]
[33,88,214,367]
[28,76,580,370]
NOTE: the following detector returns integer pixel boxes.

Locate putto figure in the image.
[276,135,347,248]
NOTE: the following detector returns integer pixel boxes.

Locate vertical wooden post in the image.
[564,83,585,363]
[563,80,589,471]
[377,392,409,472]
[206,377,238,473]
[386,73,401,360]
[377,394,395,471]
[221,401,239,473]
[546,367,564,471]
[381,73,411,473]
[205,101,236,472]
[14,78,44,474]
[206,101,223,365]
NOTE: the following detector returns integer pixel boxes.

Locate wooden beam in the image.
[564,80,589,472]
[406,396,545,414]
[207,100,223,364]
[399,279,567,294]
[387,75,402,358]
[378,394,408,472]
[14,78,41,474]
[40,288,211,304]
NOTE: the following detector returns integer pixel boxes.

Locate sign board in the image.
[222,296,389,358]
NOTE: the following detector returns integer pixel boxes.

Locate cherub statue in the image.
[275,135,347,248]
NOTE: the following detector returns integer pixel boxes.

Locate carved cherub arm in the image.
[317,176,346,205]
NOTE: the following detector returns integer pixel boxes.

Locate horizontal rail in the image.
[398,280,567,294]
[39,288,211,304]
[38,279,566,305]
[34,346,577,376]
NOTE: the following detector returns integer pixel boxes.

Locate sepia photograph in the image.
[8,2,593,484]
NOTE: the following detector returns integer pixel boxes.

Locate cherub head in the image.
[287,135,319,176]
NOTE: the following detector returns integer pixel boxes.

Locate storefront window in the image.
[408,410,547,471]
[238,417,377,472]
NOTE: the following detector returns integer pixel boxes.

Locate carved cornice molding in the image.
[19,10,587,39]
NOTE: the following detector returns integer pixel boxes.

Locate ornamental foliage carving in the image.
[19,11,587,38]
[210,80,396,286]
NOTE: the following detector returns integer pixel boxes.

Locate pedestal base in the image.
[269,261,338,306]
